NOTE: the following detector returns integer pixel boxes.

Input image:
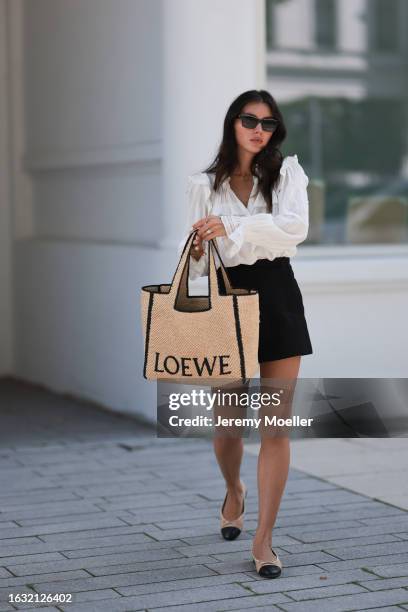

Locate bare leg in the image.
[252,356,301,562]
[213,437,245,519]
[212,382,248,520]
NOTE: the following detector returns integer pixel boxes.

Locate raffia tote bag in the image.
[141,229,260,383]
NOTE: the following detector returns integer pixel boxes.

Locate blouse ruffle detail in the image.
[220,155,309,259]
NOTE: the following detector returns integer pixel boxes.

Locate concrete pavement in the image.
[0,378,408,611]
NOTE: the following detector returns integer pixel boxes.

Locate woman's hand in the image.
[189,232,205,261]
[189,215,227,261]
[193,215,227,241]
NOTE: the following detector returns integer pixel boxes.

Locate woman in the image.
[177,89,313,578]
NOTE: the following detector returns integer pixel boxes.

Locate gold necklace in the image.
[231,172,252,179]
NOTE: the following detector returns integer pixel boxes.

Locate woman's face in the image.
[234,101,275,155]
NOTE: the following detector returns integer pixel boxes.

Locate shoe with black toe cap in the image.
[220,481,247,541]
[252,547,282,578]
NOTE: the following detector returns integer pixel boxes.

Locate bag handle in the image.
[200,174,234,292]
[208,235,235,294]
[169,229,234,308]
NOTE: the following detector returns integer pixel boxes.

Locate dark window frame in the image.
[265,0,276,50]
[314,0,337,50]
[371,0,400,53]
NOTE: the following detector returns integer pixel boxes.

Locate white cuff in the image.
[223,223,246,259]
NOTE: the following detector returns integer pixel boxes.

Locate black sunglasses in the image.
[237,113,279,133]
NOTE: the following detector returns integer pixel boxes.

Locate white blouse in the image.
[177,154,309,281]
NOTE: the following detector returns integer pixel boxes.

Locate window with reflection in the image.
[315,0,337,49]
[265,0,408,245]
[265,0,276,49]
[371,0,400,53]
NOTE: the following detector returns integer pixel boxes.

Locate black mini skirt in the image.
[216,257,313,363]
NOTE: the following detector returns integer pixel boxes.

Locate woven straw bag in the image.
[141,229,259,383]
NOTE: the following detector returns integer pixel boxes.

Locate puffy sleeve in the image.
[220,155,309,258]
[176,173,213,280]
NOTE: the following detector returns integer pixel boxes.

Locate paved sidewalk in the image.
[287,438,408,511]
[1,378,408,611]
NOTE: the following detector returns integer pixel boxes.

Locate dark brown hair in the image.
[203,89,287,212]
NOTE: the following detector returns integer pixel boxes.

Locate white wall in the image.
[0,0,14,375]
[292,251,408,378]
[14,240,173,421]
[24,0,163,246]
[12,0,266,420]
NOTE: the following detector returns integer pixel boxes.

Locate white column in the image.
[338,0,368,53]
[0,0,14,374]
[7,0,33,240]
[160,0,265,249]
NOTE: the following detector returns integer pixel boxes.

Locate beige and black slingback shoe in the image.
[220,481,247,541]
[252,547,282,578]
